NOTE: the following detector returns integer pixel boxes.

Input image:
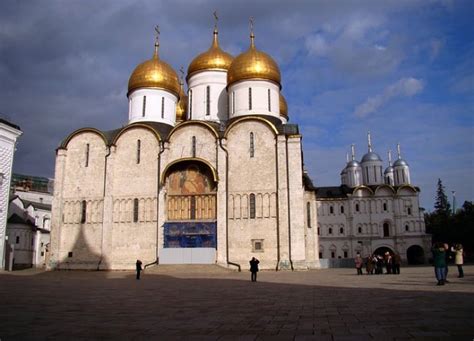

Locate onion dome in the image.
[279,94,288,119]
[393,144,409,166]
[384,165,394,174]
[176,82,188,122]
[128,42,180,97]
[361,152,382,162]
[187,28,233,79]
[227,31,281,87]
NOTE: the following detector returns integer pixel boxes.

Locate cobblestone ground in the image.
[1,265,473,340]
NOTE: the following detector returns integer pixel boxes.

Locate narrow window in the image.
[383,203,387,211]
[358,227,362,234]
[329,206,334,214]
[344,251,348,258]
[306,202,311,228]
[339,227,344,234]
[133,198,139,223]
[81,200,87,224]
[161,97,165,118]
[16,236,20,244]
[142,96,146,117]
[190,196,196,220]
[248,88,252,110]
[402,171,406,183]
[206,86,210,116]
[267,89,271,111]
[383,223,390,237]
[365,167,369,182]
[189,90,193,119]
[232,91,235,114]
[85,143,90,167]
[355,203,360,212]
[405,224,409,232]
[317,227,320,235]
[249,193,256,219]
[68,252,73,258]
[331,252,335,258]
[374,166,377,182]
[250,132,255,158]
[192,136,196,157]
[407,207,412,215]
[319,252,323,258]
[340,205,344,214]
[136,140,141,164]
[328,227,333,235]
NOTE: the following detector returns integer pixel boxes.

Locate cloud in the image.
[305,34,329,57]
[354,77,424,117]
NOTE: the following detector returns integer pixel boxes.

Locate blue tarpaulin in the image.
[164,222,217,248]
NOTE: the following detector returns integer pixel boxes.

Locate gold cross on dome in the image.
[154,25,160,44]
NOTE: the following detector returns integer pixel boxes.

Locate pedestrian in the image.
[432,243,447,286]
[136,259,143,280]
[451,244,464,278]
[354,253,363,275]
[375,255,384,274]
[385,252,392,274]
[366,255,374,275]
[392,253,401,275]
[444,243,451,283]
[249,257,259,282]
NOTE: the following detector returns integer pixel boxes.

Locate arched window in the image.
[161,97,165,118]
[355,203,360,212]
[407,207,412,215]
[317,227,320,235]
[358,226,362,234]
[339,227,344,234]
[329,206,334,214]
[328,227,333,235]
[81,200,87,224]
[248,88,252,110]
[249,193,256,219]
[340,205,344,214]
[231,91,235,114]
[189,89,193,119]
[136,140,141,164]
[344,251,348,258]
[192,136,196,157]
[133,198,139,223]
[306,202,311,228]
[383,202,387,211]
[405,224,409,232]
[249,132,255,158]
[206,86,210,116]
[142,96,146,117]
[383,222,390,237]
[267,89,271,111]
[85,143,90,167]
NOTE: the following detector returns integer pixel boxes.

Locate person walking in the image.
[355,253,363,275]
[249,257,260,282]
[432,243,447,286]
[136,259,143,280]
[392,253,401,275]
[451,244,464,278]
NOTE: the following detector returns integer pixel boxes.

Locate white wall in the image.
[128,88,178,126]
[228,80,280,119]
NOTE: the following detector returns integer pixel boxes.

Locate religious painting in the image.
[167,163,215,195]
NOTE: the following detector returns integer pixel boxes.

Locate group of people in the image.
[355,252,402,275]
[432,243,464,286]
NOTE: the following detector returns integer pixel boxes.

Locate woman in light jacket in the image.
[451,244,464,278]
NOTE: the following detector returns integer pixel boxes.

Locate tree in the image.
[434,178,451,215]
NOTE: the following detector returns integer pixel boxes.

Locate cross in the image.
[154,25,160,44]
[213,11,218,26]
[179,66,185,81]
[249,17,254,34]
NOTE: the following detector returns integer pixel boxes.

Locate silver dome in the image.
[384,166,394,174]
[393,159,409,167]
[345,160,361,168]
[361,151,382,162]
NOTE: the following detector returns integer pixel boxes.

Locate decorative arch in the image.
[61,127,108,149]
[224,116,279,138]
[352,185,374,196]
[161,157,218,185]
[396,185,418,195]
[112,123,162,145]
[168,121,219,140]
[374,184,396,195]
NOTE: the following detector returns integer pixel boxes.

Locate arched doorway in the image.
[407,245,425,264]
[374,246,394,257]
[161,160,218,264]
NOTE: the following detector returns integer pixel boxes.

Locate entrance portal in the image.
[407,245,425,264]
[373,246,394,257]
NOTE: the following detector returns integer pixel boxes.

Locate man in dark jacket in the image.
[249,257,260,282]
[136,259,143,280]
[432,243,447,285]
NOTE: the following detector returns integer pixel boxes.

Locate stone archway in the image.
[374,246,394,257]
[407,245,425,264]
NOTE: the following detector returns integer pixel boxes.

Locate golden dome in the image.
[280,93,288,119]
[128,43,181,97]
[227,33,281,87]
[187,28,233,79]
[176,82,188,122]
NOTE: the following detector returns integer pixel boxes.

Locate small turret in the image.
[393,143,411,185]
[360,132,383,185]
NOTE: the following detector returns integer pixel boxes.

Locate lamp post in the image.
[451,191,456,215]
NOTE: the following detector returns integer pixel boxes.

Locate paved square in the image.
[1,265,473,340]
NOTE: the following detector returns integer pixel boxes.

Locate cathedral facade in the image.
[49,26,319,270]
[49,25,429,271]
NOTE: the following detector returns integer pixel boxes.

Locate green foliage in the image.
[434,178,450,215]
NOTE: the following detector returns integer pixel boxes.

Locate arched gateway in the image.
[160,160,217,264]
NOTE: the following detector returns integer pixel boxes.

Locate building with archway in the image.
[315,137,431,264]
[49,25,320,270]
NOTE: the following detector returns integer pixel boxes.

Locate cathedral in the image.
[49,23,429,271]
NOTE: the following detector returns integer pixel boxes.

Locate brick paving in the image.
[1,265,473,340]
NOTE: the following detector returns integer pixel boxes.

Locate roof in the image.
[12,173,53,194]
[7,213,35,227]
[315,186,352,199]
[9,195,52,211]
[0,117,21,131]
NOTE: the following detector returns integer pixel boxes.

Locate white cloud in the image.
[354,77,424,117]
[305,34,329,56]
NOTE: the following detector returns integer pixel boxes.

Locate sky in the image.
[1,0,473,211]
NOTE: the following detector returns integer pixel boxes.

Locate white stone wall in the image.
[361,160,384,186]
[228,80,280,119]
[187,71,228,122]
[128,88,178,126]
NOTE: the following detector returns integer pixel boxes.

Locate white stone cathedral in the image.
[49,24,429,271]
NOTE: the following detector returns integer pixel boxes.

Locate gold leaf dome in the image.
[176,82,188,122]
[187,28,233,79]
[280,93,288,119]
[227,33,281,87]
[128,43,181,97]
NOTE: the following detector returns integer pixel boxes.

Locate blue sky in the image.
[1,0,472,210]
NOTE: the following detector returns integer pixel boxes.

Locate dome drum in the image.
[228,80,280,119]
[128,88,178,125]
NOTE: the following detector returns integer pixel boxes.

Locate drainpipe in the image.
[155,141,166,265]
[97,145,112,271]
[219,138,241,272]
[274,136,281,270]
[285,137,294,271]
